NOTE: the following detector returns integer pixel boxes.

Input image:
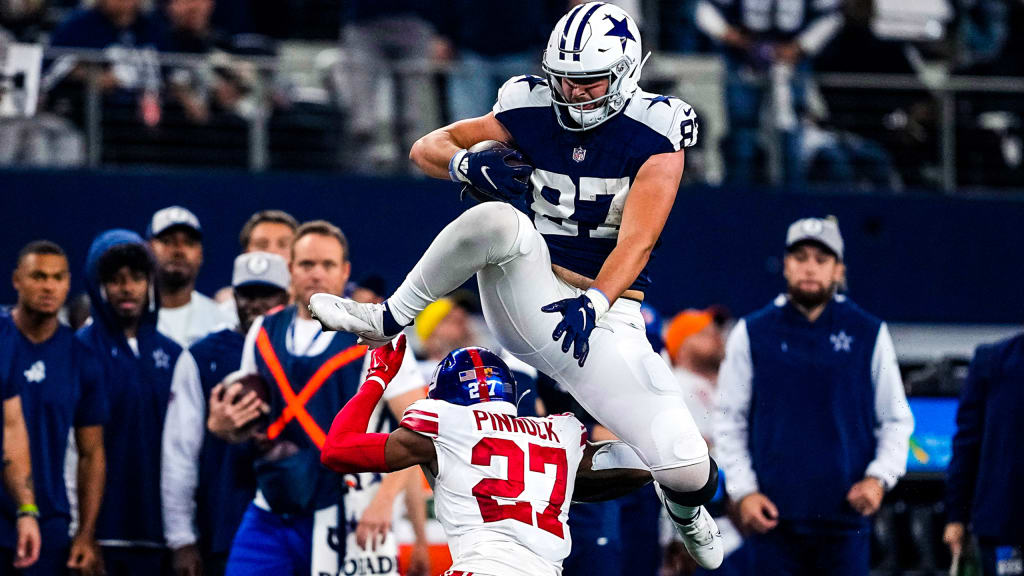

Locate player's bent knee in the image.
[459,201,520,230]
[650,408,709,465]
[653,455,718,504]
[451,202,521,255]
[650,453,708,492]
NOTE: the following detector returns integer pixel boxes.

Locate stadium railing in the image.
[6,46,1024,193]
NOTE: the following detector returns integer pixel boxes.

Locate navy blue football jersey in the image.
[0,324,107,549]
[492,75,698,291]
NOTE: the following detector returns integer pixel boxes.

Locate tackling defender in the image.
[311,2,722,567]
[321,336,653,576]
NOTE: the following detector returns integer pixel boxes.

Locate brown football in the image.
[230,372,271,406]
[227,372,272,433]
[467,140,530,166]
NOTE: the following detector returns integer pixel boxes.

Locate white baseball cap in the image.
[148,206,201,239]
[232,252,289,290]
[786,217,844,260]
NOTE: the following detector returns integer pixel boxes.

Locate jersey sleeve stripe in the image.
[405,409,439,420]
[400,416,439,436]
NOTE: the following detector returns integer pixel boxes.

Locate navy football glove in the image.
[541,289,610,367]
[449,143,532,203]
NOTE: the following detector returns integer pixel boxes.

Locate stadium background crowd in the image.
[1,0,1023,575]
[0,0,1022,189]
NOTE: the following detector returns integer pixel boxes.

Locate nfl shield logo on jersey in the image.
[572,146,586,163]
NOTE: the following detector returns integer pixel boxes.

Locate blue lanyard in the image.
[288,318,324,357]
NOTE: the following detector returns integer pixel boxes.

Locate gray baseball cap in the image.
[148,206,201,239]
[786,217,844,260]
[232,252,289,290]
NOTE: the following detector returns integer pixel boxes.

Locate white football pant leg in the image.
[475,209,710,490]
[386,202,527,326]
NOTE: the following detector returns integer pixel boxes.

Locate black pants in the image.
[100,545,170,576]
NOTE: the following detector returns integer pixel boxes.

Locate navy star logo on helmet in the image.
[603,14,636,52]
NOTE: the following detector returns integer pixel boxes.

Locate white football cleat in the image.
[674,506,724,570]
[308,293,395,349]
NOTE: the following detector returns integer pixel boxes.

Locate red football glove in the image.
[365,335,406,390]
[321,334,407,474]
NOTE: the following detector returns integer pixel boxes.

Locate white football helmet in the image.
[542,2,647,131]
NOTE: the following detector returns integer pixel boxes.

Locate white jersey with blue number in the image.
[492,74,698,291]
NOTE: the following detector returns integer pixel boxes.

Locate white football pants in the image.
[388,202,709,490]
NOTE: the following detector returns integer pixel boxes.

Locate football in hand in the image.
[461,140,532,204]
[230,373,271,406]
[226,372,271,434]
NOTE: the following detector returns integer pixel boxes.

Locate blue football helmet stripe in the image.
[572,3,605,61]
[559,3,587,60]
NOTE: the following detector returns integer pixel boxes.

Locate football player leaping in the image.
[311,3,722,567]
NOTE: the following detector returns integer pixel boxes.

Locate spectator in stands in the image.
[163,0,220,53]
[162,252,290,576]
[159,0,258,134]
[0,0,44,41]
[663,308,750,576]
[3,241,107,576]
[161,0,220,124]
[951,0,1008,72]
[696,0,844,186]
[77,230,182,575]
[944,331,1024,576]
[0,315,42,571]
[148,206,231,347]
[660,0,715,54]
[338,2,444,173]
[48,0,163,128]
[950,0,1024,188]
[713,217,913,576]
[434,0,549,121]
[805,131,902,189]
[1,2,86,169]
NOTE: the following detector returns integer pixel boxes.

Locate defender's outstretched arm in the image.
[320,336,437,474]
